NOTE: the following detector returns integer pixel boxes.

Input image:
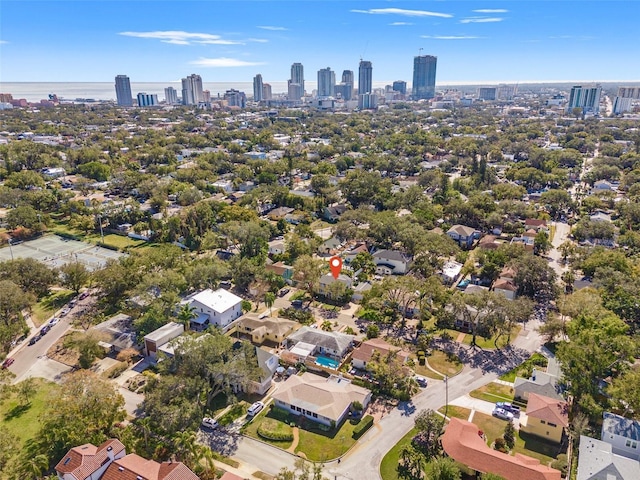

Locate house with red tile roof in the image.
[520,393,569,444]
[55,439,198,480]
[442,417,561,480]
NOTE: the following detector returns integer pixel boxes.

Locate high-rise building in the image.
[115,75,133,106]
[613,96,633,114]
[392,81,407,95]
[253,74,264,101]
[478,87,497,101]
[203,90,211,103]
[335,70,354,100]
[287,63,305,101]
[412,55,437,100]
[618,87,640,99]
[262,83,272,101]
[181,74,204,105]
[567,84,602,115]
[358,60,373,96]
[136,93,158,107]
[317,67,336,97]
[496,84,517,101]
[164,87,178,104]
[224,89,246,108]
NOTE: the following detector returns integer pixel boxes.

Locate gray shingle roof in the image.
[286,326,354,355]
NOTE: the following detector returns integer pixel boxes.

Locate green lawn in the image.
[50,222,145,251]
[243,406,360,461]
[31,289,75,326]
[461,326,522,349]
[499,352,549,383]
[380,427,418,480]
[427,350,464,377]
[217,402,248,426]
[437,406,471,421]
[0,378,58,447]
[469,383,516,404]
[412,362,444,380]
[470,412,508,446]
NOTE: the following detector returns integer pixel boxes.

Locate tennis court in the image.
[0,235,125,271]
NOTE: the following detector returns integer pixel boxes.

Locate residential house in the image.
[594,180,615,191]
[520,393,569,444]
[318,273,353,298]
[524,219,549,234]
[577,435,640,480]
[236,315,299,345]
[442,417,561,480]
[212,179,234,193]
[55,439,199,480]
[447,224,479,249]
[268,239,286,256]
[478,235,501,250]
[323,203,347,222]
[286,326,354,359]
[343,242,369,264]
[351,338,410,371]
[267,206,294,220]
[319,236,342,256]
[590,211,612,223]
[493,278,518,300]
[441,261,463,285]
[272,372,371,427]
[188,288,244,330]
[351,281,372,302]
[143,322,184,359]
[93,314,138,353]
[514,369,563,401]
[265,260,294,283]
[231,342,279,395]
[601,413,640,460]
[511,235,535,252]
[219,473,247,480]
[372,249,413,275]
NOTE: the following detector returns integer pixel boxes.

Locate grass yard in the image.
[380,427,418,480]
[470,411,508,446]
[31,289,75,326]
[243,407,293,450]
[0,378,58,447]
[469,382,515,403]
[412,362,444,380]
[461,325,522,349]
[217,402,248,426]
[437,406,471,421]
[427,350,464,377]
[295,418,359,461]
[87,233,146,250]
[499,352,549,383]
[514,432,558,466]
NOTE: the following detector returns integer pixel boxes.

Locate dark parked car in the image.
[28,336,40,346]
[278,288,290,297]
[291,299,303,308]
[40,325,51,336]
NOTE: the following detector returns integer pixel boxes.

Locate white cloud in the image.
[247,38,269,43]
[421,35,481,40]
[473,9,508,13]
[460,17,503,23]
[0,40,8,44]
[257,25,288,31]
[351,8,452,19]
[190,57,265,68]
[119,30,244,45]
[390,22,414,26]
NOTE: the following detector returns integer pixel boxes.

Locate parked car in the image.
[495,402,520,415]
[278,288,290,297]
[1,358,15,369]
[247,401,265,417]
[48,317,60,326]
[60,307,71,317]
[40,325,51,335]
[28,336,40,346]
[201,417,219,430]
[291,299,303,308]
[414,376,428,388]
[492,408,514,421]
[79,291,90,300]
[68,299,78,308]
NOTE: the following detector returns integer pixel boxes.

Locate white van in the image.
[247,401,264,417]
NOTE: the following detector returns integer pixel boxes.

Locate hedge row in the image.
[257,420,294,442]
[352,415,374,439]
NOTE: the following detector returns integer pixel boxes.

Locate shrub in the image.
[103,361,128,379]
[551,454,568,476]
[352,414,374,439]
[257,419,294,442]
[493,437,508,453]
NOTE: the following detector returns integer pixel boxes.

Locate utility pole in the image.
[97,214,105,244]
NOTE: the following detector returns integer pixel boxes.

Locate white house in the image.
[318,273,353,298]
[601,412,640,460]
[268,239,286,256]
[143,322,184,358]
[577,436,640,480]
[441,261,463,284]
[188,288,243,330]
[493,278,518,300]
[372,249,412,275]
[272,372,371,427]
[211,179,234,193]
[286,326,354,359]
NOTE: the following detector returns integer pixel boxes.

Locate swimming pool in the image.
[316,355,340,369]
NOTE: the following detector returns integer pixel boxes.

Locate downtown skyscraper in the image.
[181,74,204,106]
[253,74,264,102]
[567,84,602,115]
[412,55,437,100]
[317,67,335,98]
[114,75,133,106]
[358,60,373,96]
[288,62,304,101]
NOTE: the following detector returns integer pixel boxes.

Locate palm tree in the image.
[16,453,49,479]
[265,292,276,316]
[173,430,198,467]
[176,303,197,332]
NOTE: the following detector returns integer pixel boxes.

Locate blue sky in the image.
[1,1,639,84]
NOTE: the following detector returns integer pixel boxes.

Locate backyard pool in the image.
[316,355,340,369]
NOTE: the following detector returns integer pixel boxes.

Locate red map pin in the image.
[329,256,343,279]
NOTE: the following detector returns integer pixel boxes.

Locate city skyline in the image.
[2,1,640,84]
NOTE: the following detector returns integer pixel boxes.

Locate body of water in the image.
[1,81,390,103]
